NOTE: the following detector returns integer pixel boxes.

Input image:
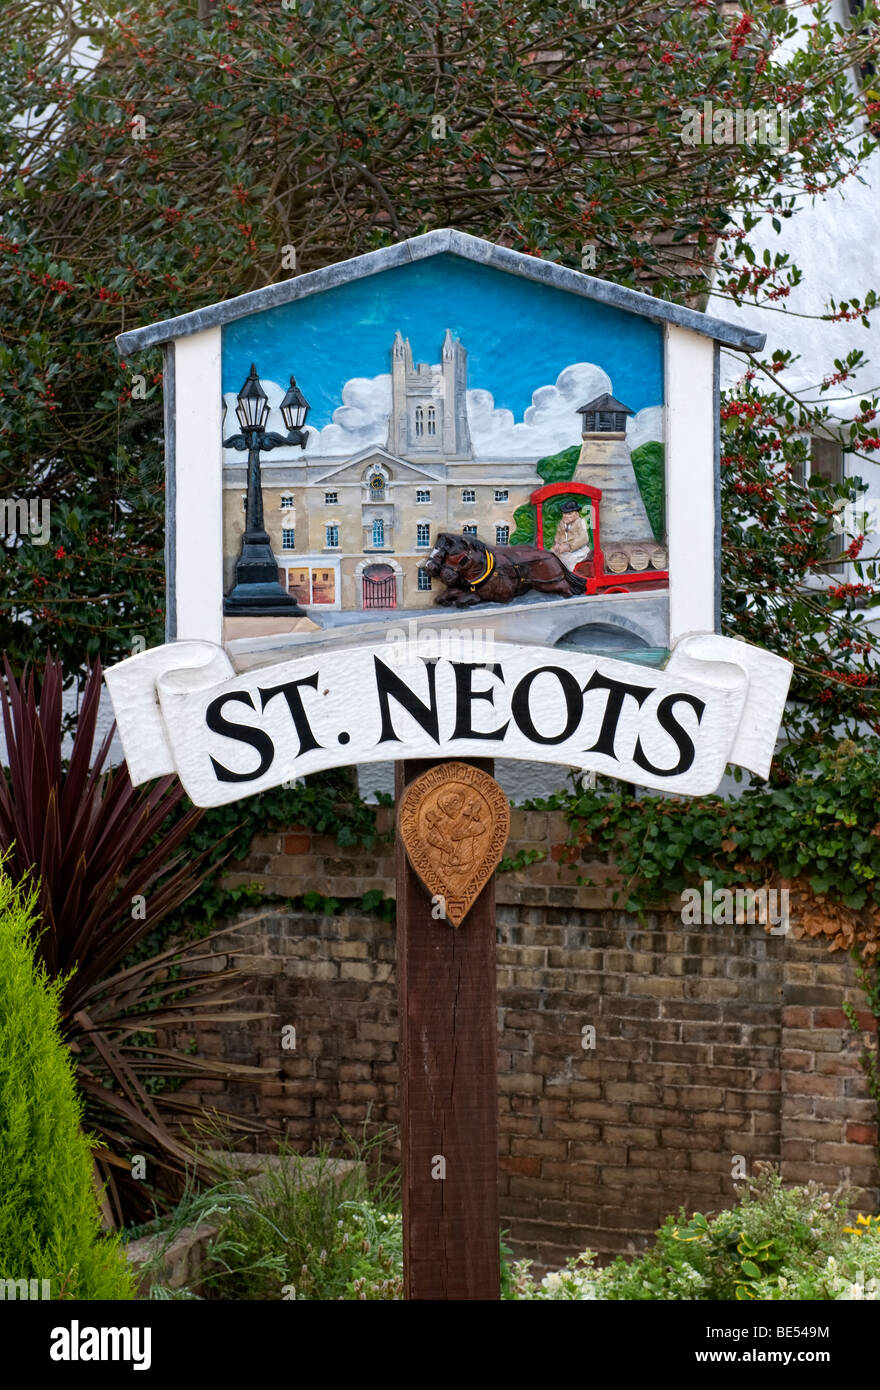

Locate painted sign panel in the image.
[220,255,669,670]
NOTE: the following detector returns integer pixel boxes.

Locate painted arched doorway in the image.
[362,563,397,609]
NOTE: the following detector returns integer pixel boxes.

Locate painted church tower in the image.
[387,329,473,460]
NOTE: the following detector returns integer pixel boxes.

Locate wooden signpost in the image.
[396,758,503,1300]
[107,229,792,1300]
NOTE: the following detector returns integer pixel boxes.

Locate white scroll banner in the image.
[103,634,793,808]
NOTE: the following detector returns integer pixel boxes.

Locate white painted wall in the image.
[704,0,880,520]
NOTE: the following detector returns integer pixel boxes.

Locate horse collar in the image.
[468,551,495,590]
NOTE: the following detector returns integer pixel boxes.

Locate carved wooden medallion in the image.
[398,762,510,928]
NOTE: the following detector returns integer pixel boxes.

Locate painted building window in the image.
[325,524,339,548]
[312,568,335,604]
[324,491,338,505]
[417,569,433,591]
[286,568,310,605]
[416,489,431,504]
[415,406,424,437]
[416,523,430,548]
[494,489,508,503]
[495,524,509,545]
[461,488,476,503]
[287,566,336,606]
[281,528,296,550]
[463,524,478,538]
[372,518,385,547]
[427,405,436,436]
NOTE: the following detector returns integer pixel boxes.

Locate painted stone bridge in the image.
[226,589,670,673]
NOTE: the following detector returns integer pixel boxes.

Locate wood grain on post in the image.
[395,758,501,1301]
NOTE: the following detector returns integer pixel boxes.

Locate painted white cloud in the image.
[467,362,613,457]
[307,374,393,455]
[225,363,663,461]
[223,376,392,459]
[627,406,664,452]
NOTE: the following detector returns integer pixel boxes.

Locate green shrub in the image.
[0,872,133,1299]
[134,1140,402,1301]
[509,1171,880,1300]
[135,1163,880,1302]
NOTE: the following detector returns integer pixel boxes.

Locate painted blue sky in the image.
[221,255,664,429]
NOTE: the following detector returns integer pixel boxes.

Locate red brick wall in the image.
[178,808,879,1269]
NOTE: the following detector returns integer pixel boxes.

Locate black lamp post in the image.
[223,365,310,616]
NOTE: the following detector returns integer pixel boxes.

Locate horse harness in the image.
[466,551,495,591]
[466,550,534,596]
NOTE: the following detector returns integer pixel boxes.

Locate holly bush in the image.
[0,0,878,764]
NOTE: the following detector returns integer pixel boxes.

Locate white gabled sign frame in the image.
[107,230,790,804]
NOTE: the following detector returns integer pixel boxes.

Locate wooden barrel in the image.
[606,549,629,574]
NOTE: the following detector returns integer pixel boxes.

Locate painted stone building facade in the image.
[223,330,542,613]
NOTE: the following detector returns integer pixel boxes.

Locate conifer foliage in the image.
[0,871,133,1298]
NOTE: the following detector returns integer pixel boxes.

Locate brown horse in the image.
[423,532,587,607]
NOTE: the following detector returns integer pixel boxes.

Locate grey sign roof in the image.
[115,227,766,356]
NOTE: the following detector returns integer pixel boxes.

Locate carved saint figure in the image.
[424,789,486,872]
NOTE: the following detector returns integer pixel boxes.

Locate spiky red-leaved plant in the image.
[0,656,271,1223]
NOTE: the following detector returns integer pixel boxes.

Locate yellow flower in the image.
[843,1214,880,1237]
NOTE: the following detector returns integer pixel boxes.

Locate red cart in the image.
[530,480,668,596]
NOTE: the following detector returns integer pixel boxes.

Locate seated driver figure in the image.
[551,499,592,571]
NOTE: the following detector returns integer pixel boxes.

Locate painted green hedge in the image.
[630,441,665,542]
